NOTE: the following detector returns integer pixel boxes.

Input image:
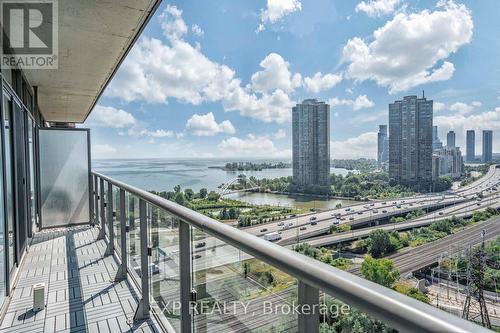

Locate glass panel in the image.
[38,129,89,227]
[113,186,121,256]
[0,96,5,306]
[2,93,15,273]
[104,181,109,236]
[192,228,298,332]
[127,194,141,283]
[149,204,181,331]
[27,117,36,231]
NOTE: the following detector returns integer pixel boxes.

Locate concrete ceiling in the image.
[22,0,160,123]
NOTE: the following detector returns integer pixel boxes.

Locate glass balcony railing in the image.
[91,171,490,333]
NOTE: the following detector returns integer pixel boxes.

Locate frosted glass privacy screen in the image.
[38,129,90,228]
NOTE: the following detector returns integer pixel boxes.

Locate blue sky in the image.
[84,0,500,159]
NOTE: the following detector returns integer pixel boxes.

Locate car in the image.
[373,209,378,213]
[277,221,284,226]
[194,254,202,259]
[300,226,307,231]
[290,214,297,217]
[195,242,206,248]
[310,220,317,225]
[340,217,346,221]
[345,208,351,212]
[264,232,282,241]
[332,219,340,225]
[477,203,481,206]
[409,203,413,206]
[349,217,354,221]
[382,210,387,213]
[396,205,401,208]
[287,222,294,227]
[310,216,317,221]
[260,228,268,233]
[370,203,375,206]
[357,211,362,215]
[438,212,444,215]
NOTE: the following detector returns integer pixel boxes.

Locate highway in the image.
[242,165,500,244]
[298,193,500,247]
[348,216,500,276]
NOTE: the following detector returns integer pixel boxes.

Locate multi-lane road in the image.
[242,165,500,245]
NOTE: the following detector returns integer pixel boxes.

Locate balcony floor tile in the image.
[0,225,161,333]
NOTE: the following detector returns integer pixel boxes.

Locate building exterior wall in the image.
[466,130,475,162]
[482,130,493,163]
[433,147,464,179]
[446,131,456,148]
[389,96,433,186]
[292,99,330,187]
[377,124,388,168]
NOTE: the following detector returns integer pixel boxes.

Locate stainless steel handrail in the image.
[92,171,490,333]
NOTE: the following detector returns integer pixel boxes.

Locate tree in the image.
[174,185,181,193]
[173,192,186,206]
[199,188,208,199]
[361,256,400,288]
[367,230,396,258]
[207,191,220,201]
[184,188,194,200]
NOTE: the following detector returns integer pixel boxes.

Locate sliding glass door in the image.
[1,92,15,276]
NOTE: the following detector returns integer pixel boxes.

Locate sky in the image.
[84,0,500,160]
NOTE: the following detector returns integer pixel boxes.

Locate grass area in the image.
[293,243,353,270]
[241,259,296,300]
[351,208,500,257]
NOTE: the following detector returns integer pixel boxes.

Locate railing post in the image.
[114,188,127,281]
[133,199,150,322]
[93,175,99,226]
[104,182,114,256]
[97,177,106,240]
[298,281,319,333]
[179,220,192,333]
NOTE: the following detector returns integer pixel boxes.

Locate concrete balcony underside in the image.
[0,225,161,333]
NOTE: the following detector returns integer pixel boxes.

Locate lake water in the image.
[93,159,356,209]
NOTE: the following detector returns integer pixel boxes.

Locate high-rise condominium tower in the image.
[482,130,493,163]
[389,95,433,186]
[377,125,388,167]
[466,130,475,162]
[446,130,456,148]
[432,126,443,150]
[292,99,330,187]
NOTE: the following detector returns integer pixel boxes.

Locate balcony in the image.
[0,171,490,333]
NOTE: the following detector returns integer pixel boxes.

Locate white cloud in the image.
[331,132,378,159]
[106,9,295,123]
[185,112,236,136]
[250,53,302,94]
[449,102,475,114]
[87,105,136,128]
[257,0,302,32]
[128,128,175,138]
[303,72,342,94]
[434,101,482,114]
[434,102,446,112]
[355,0,400,17]
[218,134,290,157]
[328,94,375,111]
[160,5,188,41]
[92,144,117,157]
[191,24,204,37]
[274,129,286,139]
[343,1,473,93]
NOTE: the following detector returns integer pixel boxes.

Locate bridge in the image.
[217,174,260,196]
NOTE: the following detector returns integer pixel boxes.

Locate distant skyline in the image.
[84,0,500,160]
